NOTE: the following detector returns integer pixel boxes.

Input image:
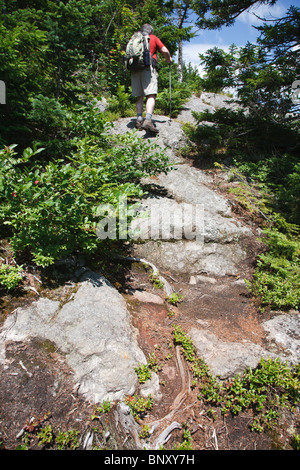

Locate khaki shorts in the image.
[131,67,158,97]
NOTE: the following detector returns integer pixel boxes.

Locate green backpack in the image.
[125,31,151,72]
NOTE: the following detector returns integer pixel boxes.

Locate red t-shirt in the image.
[149,35,165,61]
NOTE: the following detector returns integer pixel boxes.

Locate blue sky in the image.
[181,0,297,75]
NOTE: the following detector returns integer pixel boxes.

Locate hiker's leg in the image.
[140,69,158,134]
[145,94,156,118]
[142,94,159,134]
[136,95,144,116]
[141,68,157,122]
[135,96,144,129]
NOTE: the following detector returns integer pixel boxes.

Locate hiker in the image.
[130,24,172,134]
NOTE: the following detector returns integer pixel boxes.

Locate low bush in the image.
[249,228,300,311]
[173,326,300,435]
[0,106,171,267]
[0,263,23,290]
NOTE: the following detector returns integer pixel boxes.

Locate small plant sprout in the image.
[124,395,153,421]
[91,399,112,420]
[165,292,184,305]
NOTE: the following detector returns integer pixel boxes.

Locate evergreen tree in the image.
[191,0,278,29]
[191,2,300,225]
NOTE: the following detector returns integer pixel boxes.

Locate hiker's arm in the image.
[160,46,172,63]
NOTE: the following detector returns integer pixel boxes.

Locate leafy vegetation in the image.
[135,351,162,383]
[173,325,300,435]
[182,3,300,312]
[173,325,196,362]
[186,115,300,311]
[0,0,196,148]
[91,400,112,420]
[0,263,22,291]
[19,424,80,450]
[0,109,171,268]
[249,228,300,311]
[0,0,201,280]
[174,426,193,450]
[124,394,154,421]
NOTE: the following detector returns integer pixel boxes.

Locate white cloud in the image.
[238,2,286,26]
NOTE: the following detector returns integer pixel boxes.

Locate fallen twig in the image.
[154,421,182,449]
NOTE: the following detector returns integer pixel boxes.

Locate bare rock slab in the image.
[0,272,152,404]
[188,328,276,379]
[262,312,300,363]
[189,312,300,380]
[131,289,164,304]
[131,164,254,277]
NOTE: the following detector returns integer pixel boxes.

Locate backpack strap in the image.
[142,32,150,52]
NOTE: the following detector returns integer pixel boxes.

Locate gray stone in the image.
[262,312,300,363]
[188,328,276,379]
[130,160,253,276]
[0,272,155,403]
[130,194,251,244]
[177,93,241,125]
[131,290,164,305]
[133,239,248,276]
[94,97,108,113]
[140,373,162,401]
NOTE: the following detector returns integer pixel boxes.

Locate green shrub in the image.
[0,108,171,267]
[107,84,134,118]
[201,358,300,433]
[0,264,23,290]
[173,325,195,361]
[249,228,300,310]
[29,94,67,131]
[174,325,300,435]
[124,394,153,421]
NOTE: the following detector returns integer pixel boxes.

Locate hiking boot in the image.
[135,118,144,130]
[142,119,159,134]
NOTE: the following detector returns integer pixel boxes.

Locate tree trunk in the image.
[176,2,190,83]
[178,37,183,82]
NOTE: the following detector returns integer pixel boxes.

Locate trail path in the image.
[0,93,299,450]
[112,93,300,376]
